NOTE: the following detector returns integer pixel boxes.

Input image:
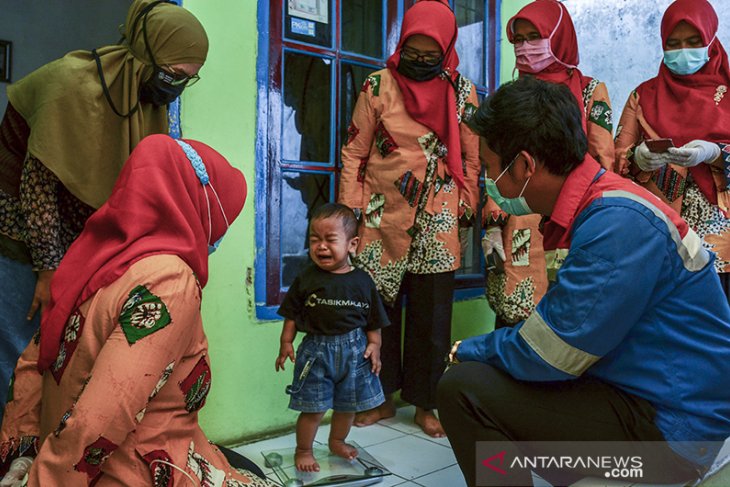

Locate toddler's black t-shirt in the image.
[278,265,390,335]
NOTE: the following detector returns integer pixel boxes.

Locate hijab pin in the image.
[714,85,727,106]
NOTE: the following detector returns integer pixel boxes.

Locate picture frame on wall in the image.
[0,40,11,83]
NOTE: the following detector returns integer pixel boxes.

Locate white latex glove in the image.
[633,142,673,172]
[0,456,32,487]
[481,227,506,261]
[666,140,721,167]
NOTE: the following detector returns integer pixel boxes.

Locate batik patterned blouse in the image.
[0,255,273,487]
[339,69,481,304]
[0,155,93,270]
[615,89,730,274]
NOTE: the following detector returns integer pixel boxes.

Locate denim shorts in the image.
[286,328,385,413]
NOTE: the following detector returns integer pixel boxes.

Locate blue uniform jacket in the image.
[458,158,730,466]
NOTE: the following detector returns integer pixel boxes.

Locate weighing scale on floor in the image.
[262,441,391,487]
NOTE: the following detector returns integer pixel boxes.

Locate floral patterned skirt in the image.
[681,182,730,274]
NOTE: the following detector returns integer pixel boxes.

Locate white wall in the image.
[500,0,730,129]
[0,0,131,110]
[564,0,730,132]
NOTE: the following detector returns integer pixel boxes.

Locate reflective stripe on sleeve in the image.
[518,311,601,376]
[602,190,709,272]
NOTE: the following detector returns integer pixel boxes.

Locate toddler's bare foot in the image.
[295,447,320,472]
[329,439,359,461]
[354,400,396,427]
[415,407,445,438]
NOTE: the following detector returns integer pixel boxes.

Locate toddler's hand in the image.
[364,343,381,375]
[276,343,295,371]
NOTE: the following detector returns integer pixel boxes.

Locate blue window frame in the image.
[255,0,500,318]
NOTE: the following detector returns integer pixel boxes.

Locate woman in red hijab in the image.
[483,0,615,330]
[339,0,480,437]
[615,0,730,302]
[0,135,273,486]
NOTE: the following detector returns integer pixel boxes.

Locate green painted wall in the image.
[452,297,495,341]
[180,0,295,445]
[500,0,532,86]
[178,0,496,447]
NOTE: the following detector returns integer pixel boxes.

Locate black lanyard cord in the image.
[92,48,140,118]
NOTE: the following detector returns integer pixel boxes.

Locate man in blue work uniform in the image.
[438,76,730,487]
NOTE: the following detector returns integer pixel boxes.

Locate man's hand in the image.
[448,340,462,365]
[275,342,295,371]
[27,269,54,321]
[364,342,381,375]
[444,340,462,372]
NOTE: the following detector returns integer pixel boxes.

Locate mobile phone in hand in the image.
[645,138,675,153]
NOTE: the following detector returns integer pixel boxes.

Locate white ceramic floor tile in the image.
[378,405,422,435]
[365,434,457,480]
[569,478,635,486]
[532,471,554,486]
[571,477,687,486]
[532,472,686,486]
[314,422,408,448]
[231,432,298,471]
[372,474,417,487]
[412,430,453,447]
[231,406,462,486]
[271,444,407,487]
[415,464,467,487]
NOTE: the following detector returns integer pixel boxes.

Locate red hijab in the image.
[386,0,464,188]
[508,0,588,119]
[38,134,247,371]
[636,0,730,204]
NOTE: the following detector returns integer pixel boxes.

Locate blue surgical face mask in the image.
[663,38,713,76]
[208,235,224,255]
[484,154,533,216]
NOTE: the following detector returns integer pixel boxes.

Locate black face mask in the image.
[397,55,443,81]
[139,66,187,106]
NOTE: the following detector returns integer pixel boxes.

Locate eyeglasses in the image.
[401,46,443,66]
[161,65,201,87]
[511,34,543,45]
